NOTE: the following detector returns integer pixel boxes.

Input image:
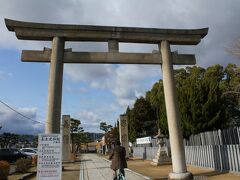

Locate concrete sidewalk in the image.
[80,153,149,180]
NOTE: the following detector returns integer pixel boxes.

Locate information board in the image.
[37,134,62,180]
[136,136,152,144]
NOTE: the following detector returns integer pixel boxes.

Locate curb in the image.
[18,171,36,180]
[125,168,151,180]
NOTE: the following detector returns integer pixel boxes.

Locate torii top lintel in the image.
[5,19,208,45]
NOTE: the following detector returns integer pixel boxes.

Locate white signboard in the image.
[37,134,62,180]
[136,136,152,144]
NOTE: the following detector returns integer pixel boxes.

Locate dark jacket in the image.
[109,145,127,170]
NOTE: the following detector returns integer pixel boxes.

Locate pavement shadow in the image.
[75,159,92,162]
[151,171,229,180]
[63,168,80,172]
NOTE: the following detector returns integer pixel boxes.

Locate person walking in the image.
[109,140,127,180]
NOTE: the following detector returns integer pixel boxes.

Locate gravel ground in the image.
[7,154,240,180]
[127,158,240,180]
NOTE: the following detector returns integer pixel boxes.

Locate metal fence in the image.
[134,138,170,147]
[132,126,240,172]
[184,127,240,146]
[133,146,159,160]
[185,145,240,172]
[134,127,240,147]
[133,145,240,172]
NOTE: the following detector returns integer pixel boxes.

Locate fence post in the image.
[236,145,240,172]
[190,146,193,165]
[143,146,147,160]
[227,145,232,171]
[233,145,238,172]
[218,129,223,145]
[203,146,206,168]
[210,145,214,169]
[237,128,240,144]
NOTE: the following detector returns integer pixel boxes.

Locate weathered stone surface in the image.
[62,115,71,162]
[5,19,208,45]
[160,41,193,179]
[21,49,196,65]
[45,37,64,134]
[151,146,172,165]
[152,129,172,166]
[119,114,129,158]
[169,172,193,180]
[108,40,119,52]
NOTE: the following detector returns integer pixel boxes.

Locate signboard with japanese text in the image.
[37,134,62,180]
[136,136,152,144]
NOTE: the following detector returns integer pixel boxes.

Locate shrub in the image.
[0,160,10,179]
[16,158,32,173]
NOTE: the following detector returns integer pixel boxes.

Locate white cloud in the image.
[64,64,161,107]
[0,70,12,80]
[1,0,240,134]
[64,64,114,88]
[64,85,88,94]
[73,103,123,132]
[75,110,102,132]
[80,112,99,124]
[0,104,44,134]
[112,65,160,104]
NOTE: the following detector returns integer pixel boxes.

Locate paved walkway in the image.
[79,153,149,180]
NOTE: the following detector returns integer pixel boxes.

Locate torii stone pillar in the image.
[160,41,192,179]
[45,37,65,134]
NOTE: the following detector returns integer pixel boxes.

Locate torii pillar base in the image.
[168,172,193,180]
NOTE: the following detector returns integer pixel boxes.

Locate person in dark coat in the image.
[109,140,127,179]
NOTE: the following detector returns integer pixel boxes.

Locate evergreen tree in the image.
[125,64,240,139]
[126,106,137,142]
[132,97,156,136]
[112,121,119,142]
[100,122,112,133]
[70,118,83,152]
[221,64,240,125]
[146,81,168,135]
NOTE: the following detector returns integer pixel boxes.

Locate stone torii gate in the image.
[5,19,208,180]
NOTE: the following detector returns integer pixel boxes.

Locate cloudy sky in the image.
[0,0,239,135]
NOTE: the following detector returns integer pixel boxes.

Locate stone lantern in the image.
[151,129,172,166]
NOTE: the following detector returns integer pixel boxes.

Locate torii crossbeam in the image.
[5,18,208,180]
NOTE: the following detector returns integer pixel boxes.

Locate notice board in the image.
[37,134,62,180]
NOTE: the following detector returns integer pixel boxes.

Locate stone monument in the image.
[62,115,71,162]
[152,129,171,165]
[119,114,129,158]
